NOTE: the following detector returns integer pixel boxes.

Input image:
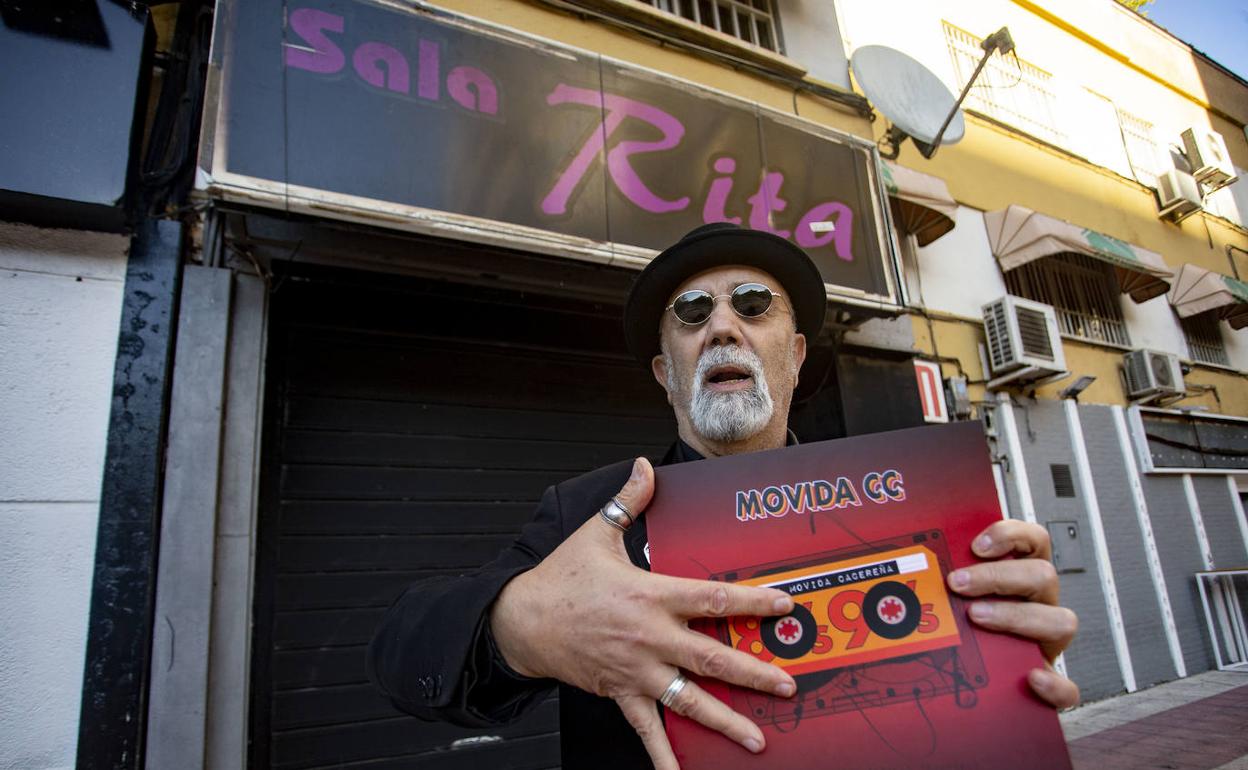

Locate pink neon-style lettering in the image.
[745,172,791,239]
[702,156,742,225]
[796,201,854,260]
[604,96,689,213]
[541,84,690,216]
[352,42,410,93]
[542,85,619,216]
[418,39,440,100]
[285,9,345,74]
[447,66,498,114]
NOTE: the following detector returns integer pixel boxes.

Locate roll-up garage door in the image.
[250,263,676,769]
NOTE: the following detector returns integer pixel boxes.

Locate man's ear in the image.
[651,353,673,405]
[792,333,807,385]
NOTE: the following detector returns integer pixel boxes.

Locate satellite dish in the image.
[851,45,966,156]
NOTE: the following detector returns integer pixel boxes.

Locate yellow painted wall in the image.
[427,0,871,137]
[897,114,1248,276]
[910,312,1248,414]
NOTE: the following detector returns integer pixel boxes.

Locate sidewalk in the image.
[1060,670,1248,770]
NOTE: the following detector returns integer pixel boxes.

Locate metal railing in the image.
[1182,312,1230,366]
[1004,253,1131,347]
[644,0,780,52]
[1116,108,1161,189]
[944,22,1066,147]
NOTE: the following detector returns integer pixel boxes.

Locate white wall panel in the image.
[0,269,125,501]
[913,206,1007,319]
[1224,324,1248,371]
[1120,293,1189,359]
[0,504,99,770]
[0,222,126,770]
[780,0,852,88]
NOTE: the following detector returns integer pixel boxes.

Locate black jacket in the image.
[368,443,699,768]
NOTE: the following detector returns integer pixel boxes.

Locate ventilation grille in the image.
[985,301,1013,371]
[1125,351,1151,394]
[1016,306,1054,360]
[1050,464,1075,498]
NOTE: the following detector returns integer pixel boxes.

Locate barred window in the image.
[1004,253,1131,347]
[1181,312,1230,367]
[1116,109,1161,189]
[641,0,781,52]
[943,22,1065,147]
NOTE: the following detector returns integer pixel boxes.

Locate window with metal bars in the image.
[1181,311,1230,366]
[943,22,1065,147]
[1003,253,1131,347]
[1115,108,1161,189]
[640,0,781,52]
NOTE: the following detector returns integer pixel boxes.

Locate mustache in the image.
[692,345,764,388]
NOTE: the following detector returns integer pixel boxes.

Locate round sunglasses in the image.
[666,282,785,326]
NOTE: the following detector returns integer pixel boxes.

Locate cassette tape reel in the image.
[862,580,921,640]
[760,603,819,659]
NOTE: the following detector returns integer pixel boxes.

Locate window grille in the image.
[1003,253,1131,347]
[641,0,781,52]
[1181,312,1230,367]
[1116,109,1160,189]
[943,22,1065,147]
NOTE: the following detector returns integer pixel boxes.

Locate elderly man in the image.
[368,223,1079,769]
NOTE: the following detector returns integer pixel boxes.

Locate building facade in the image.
[1,0,1246,768]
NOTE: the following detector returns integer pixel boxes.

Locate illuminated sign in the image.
[201,0,897,303]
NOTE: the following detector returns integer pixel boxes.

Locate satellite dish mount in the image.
[854,28,1016,161]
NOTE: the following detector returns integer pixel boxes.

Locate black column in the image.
[76,219,183,770]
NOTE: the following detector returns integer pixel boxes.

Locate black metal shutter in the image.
[251,264,675,769]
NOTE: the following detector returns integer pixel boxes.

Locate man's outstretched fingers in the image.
[967,600,1077,662]
[947,558,1060,604]
[616,695,679,770]
[971,519,1053,561]
[653,670,766,755]
[661,574,793,620]
[669,626,795,698]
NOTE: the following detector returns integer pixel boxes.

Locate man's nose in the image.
[703,298,743,347]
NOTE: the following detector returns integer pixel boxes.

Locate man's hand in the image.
[490,457,796,769]
[945,519,1080,709]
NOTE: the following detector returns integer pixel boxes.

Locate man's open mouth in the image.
[705,364,754,387]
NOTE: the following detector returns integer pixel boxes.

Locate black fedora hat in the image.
[623,223,827,365]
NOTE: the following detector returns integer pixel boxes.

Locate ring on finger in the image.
[598,496,635,532]
[659,672,688,708]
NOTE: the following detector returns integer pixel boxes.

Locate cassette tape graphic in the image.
[712,530,988,726]
[724,543,959,674]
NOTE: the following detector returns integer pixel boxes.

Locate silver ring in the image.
[598,496,635,532]
[659,673,688,708]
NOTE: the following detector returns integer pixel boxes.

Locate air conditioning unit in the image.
[1123,349,1185,401]
[1180,127,1237,191]
[982,296,1066,379]
[1155,169,1202,222]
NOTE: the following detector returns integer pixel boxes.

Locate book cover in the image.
[647,422,1072,770]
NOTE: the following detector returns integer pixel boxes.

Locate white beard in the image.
[667,345,774,443]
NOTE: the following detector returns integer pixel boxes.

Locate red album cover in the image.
[647,421,1072,770]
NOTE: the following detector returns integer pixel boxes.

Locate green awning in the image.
[983,205,1173,303]
[1168,263,1248,329]
[881,161,957,247]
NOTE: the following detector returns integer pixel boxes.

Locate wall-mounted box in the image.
[1047,520,1085,574]
[0,2,153,232]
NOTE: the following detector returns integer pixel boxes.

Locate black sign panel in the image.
[1141,411,1248,471]
[207,0,894,299]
